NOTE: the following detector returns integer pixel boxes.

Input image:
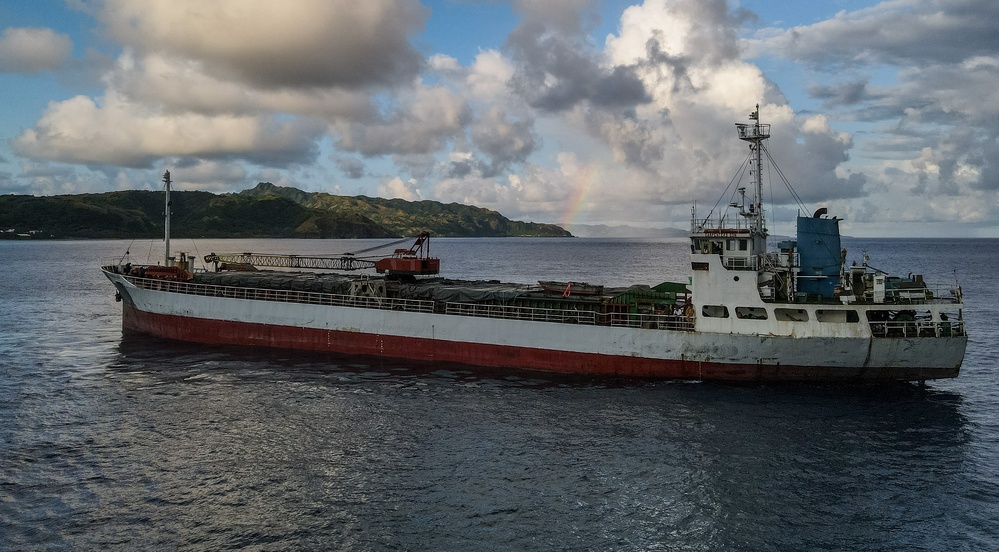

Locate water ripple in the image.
[2,239,998,550]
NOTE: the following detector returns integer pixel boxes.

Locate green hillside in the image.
[241,182,569,237]
[0,183,571,239]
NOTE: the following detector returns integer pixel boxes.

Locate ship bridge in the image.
[690,106,772,272]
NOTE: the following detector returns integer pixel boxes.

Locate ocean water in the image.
[1,237,997,551]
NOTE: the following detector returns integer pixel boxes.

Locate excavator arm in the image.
[203,233,439,276]
[203,253,376,271]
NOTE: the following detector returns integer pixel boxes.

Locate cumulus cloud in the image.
[435,172,526,212]
[760,0,999,209]
[6,162,115,195]
[466,50,516,101]
[445,150,478,179]
[378,176,421,200]
[98,0,429,89]
[760,0,999,67]
[809,79,881,108]
[333,84,470,156]
[4,0,860,227]
[9,1,433,183]
[587,0,863,206]
[15,0,980,233]
[108,53,378,120]
[333,155,366,179]
[505,0,650,111]
[11,92,324,168]
[167,159,248,191]
[470,107,538,176]
[0,27,72,73]
[854,58,999,193]
[420,0,866,225]
[433,151,653,226]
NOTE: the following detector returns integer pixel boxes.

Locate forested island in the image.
[0,182,571,239]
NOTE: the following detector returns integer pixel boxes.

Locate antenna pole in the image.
[751,104,763,234]
[163,170,171,265]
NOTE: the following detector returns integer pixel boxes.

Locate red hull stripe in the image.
[121,305,957,382]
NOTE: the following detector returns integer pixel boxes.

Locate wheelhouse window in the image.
[816,309,859,323]
[735,306,768,320]
[702,305,730,318]
[774,308,808,322]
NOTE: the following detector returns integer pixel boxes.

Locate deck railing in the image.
[445,302,598,325]
[110,269,695,332]
[444,302,695,330]
[111,268,966,338]
[118,272,435,313]
[878,284,963,305]
[868,319,966,338]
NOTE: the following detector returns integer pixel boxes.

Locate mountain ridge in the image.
[0,183,572,239]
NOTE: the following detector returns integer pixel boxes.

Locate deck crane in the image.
[203,232,440,276]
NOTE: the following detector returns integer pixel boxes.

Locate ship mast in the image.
[163,170,171,266]
[735,104,770,236]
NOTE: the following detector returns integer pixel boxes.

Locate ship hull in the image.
[108,272,965,382]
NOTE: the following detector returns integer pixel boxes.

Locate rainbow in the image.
[560,163,601,228]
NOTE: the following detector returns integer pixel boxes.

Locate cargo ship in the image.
[102,108,967,381]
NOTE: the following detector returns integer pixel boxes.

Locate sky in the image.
[1,0,998,238]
